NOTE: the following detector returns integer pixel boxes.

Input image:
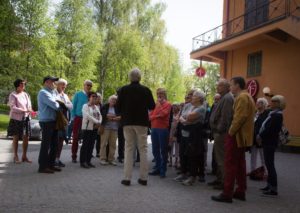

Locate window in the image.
[245,0,269,30]
[247,51,262,77]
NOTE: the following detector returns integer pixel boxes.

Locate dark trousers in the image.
[80,130,97,164]
[188,149,205,177]
[118,127,125,160]
[38,121,58,170]
[263,146,277,191]
[72,116,82,160]
[179,137,189,174]
[95,133,101,155]
[223,135,246,198]
[211,146,217,174]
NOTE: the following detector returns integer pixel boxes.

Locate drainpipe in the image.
[224,0,230,78]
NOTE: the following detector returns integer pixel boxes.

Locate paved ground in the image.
[0,138,299,213]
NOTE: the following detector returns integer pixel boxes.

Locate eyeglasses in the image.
[86,84,92,87]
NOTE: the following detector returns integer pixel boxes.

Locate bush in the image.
[0,104,9,113]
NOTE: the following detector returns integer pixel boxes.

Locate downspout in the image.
[224,0,230,78]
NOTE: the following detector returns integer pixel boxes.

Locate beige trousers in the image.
[123,125,148,181]
[213,132,225,184]
[100,129,118,162]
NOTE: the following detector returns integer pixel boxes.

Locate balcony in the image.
[191,0,300,53]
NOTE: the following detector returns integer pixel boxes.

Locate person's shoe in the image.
[262,190,278,196]
[213,184,224,190]
[50,166,62,172]
[100,160,108,165]
[121,180,131,186]
[58,160,65,167]
[207,180,221,186]
[260,186,270,191]
[173,174,187,182]
[211,194,233,203]
[80,163,90,169]
[233,192,246,201]
[72,159,77,163]
[160,174,166,178]
[109,161,117,166]
[87,163,96,168]
[182,177,196,186]
[148,170,160,176]
[38,168,54,174]
[138,179,147,186]
[198,176,206,183]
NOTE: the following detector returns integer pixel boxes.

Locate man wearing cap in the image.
[37,76,62,173]
[71,80,93,163]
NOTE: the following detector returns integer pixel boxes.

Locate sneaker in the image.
[100,160,108,165]
[173,174,187,182]
[58,160,65,167]
[182,177,196,186]
[109,161,117,166]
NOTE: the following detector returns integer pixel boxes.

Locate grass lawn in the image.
[0,113,9,132]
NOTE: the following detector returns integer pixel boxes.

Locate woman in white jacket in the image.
[80,92,102,168]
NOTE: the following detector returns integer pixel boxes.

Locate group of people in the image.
[7,68,286,203]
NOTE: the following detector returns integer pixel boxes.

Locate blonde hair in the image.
[271,95,286,110]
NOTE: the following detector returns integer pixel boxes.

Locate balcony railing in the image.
[192,0,295,52]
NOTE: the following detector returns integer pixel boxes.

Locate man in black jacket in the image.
[116,68,155,186]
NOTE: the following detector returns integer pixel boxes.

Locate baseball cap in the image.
[43,76,59,83]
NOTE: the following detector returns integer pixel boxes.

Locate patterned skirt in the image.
[7,117,31,138]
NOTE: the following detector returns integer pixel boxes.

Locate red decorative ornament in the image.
[247,79,259,97]
[195,67,206,78]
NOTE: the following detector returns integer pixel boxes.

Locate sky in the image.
[153,0,224,69]
[51,0,224,70]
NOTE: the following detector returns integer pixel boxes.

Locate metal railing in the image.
[192,0,291,51]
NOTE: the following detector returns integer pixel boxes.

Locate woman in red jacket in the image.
[148,88,172,178]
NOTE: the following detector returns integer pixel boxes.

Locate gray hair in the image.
[193,90,206,102]
[217,78,230,90]
[256,97,268,108]
[108,95,117,103]
[271,95,286,110]
[129,68,141,82]
[56,78,68,85]
[84,80,93,85]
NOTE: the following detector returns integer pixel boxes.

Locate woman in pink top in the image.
[7,79,33,163]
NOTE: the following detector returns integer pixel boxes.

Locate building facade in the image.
[190,0,300,145]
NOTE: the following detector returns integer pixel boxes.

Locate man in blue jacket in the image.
[38,76,61,173]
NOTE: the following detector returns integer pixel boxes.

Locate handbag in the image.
[56,111,68,130]
[278,125,290,145]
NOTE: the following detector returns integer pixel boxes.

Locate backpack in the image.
[278,125,290,145]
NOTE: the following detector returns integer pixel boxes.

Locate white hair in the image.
[84,80,93,85]
[108,95,117,103]
[57,78,68,85]
[256,97,268,108]
[129,68,141,82]
[193,90,206,102]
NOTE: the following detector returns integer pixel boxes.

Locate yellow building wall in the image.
[223,36,300,136]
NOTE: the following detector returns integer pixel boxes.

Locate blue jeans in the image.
[151,128,169,176]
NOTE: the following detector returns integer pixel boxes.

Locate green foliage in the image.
[0,0,191,105]
[0,113,9,132]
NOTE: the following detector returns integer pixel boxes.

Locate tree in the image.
[56,0,101,94]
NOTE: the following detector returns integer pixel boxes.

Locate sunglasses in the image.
[86,84,92,87]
